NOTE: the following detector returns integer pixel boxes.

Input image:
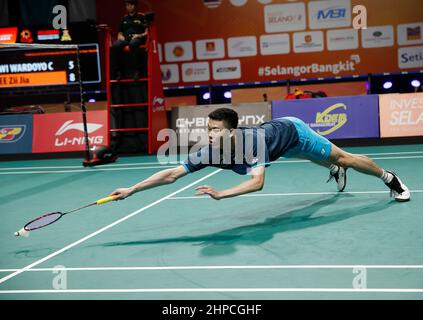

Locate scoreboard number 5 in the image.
[68,60,76,82]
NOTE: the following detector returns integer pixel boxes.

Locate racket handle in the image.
[96,196,117,205]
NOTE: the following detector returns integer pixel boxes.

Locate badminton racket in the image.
[14,196,117,237]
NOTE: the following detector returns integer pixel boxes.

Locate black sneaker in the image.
[385,171,410,202]
[327,166,347,192]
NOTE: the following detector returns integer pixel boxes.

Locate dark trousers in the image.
[110,38,147,79]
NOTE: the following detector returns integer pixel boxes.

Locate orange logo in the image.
[304,35,312,43]
[20,29,33,43]
[205,42,215,51]
[185,68,193,76]
[173,46,184,57]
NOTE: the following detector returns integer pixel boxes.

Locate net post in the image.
[76,45,91,164]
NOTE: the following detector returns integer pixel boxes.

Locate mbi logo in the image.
[317,7,347,20]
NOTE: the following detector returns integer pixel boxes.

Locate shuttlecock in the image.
[14,228,30,238]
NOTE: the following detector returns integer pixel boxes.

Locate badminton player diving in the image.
[110,108,411,202]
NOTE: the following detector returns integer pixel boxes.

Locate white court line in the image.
[359,156,423,160]
[0,169,223,286]
[0,288,423,294]
[0,165,176,175]
[1,151,422,171]
[169,190,423,200]
[0,162,181,171]
[1,265,423,272]
[272,155,423,165]
[0,155,422,175]
[363,151,423,156]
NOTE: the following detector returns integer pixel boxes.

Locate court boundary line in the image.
[1,155,422,175]
[1,288,423,294]
[0,166,176,175]
[1,265,423,273]
[168,189,423,200]
[1,150,422,171]
[0,169,223,286]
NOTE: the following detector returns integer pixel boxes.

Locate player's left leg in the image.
[327,143,410,202]
[284,116,410,201]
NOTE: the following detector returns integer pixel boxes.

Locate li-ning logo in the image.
[0,125,26,143]
[55,120,103,147]
[153,97,164,106]
[153,96,165,112]
[56,120,102,135]
[315,103,348,135]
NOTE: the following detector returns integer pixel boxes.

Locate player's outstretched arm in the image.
[196,166,265,200]
[110,165,188,200]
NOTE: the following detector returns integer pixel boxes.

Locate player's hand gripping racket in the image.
[14,196,117,237]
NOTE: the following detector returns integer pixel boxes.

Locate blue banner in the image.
[0,115,33,154]
[272,95,380,139]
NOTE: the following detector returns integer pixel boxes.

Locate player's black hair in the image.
[208,108,238,129]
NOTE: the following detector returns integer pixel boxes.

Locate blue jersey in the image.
[181,118,299,175]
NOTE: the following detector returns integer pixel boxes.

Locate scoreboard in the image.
[0,44,101,88]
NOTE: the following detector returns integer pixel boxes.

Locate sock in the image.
[329,165,339,175]
[380,169,394,183]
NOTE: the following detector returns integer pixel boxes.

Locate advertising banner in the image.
[97,0,423,86]
[171,103,272,146]
[0,114,33,154]
[379,93,423,137]
[32,110,108,153]
[0,27,18,43]
[272,95,380,139]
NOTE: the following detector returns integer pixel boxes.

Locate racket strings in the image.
[25,212,63,231]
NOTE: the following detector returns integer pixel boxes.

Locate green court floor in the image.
[0,144,422,300]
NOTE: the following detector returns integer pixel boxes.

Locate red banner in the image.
[0,27,18,43]
[33,111,108,153]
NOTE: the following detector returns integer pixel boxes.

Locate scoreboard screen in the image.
[0,43,101,88]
